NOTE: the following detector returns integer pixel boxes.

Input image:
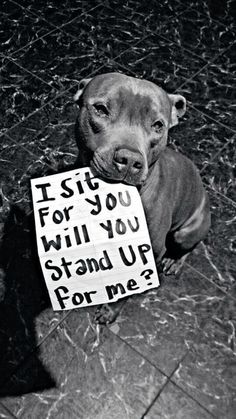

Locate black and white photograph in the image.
[0,0,235,418]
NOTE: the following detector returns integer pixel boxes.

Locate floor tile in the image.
[178,43,236,131]
[168,106,234,170]
[0,1,54,56]
[160,7,235,60]
[6,90,78,166]
[144,381,213,418]
[0,59,58,133]
[110,264,224,376]
[0,403,15,418]
[184,0,236,27]
[14,0,99,27]
[0,201,80,391]
[1,311,166,418]
[201,137,236,202]
[113,33,207,92]
[172,295,236,418]
[62,5,149,59]
[102,0,188,35]
[187,188,236,296]
[0,135,49,206]
[11,29,106,91]
[0,0,235,417]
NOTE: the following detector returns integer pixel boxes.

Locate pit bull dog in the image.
[74,72,211,323]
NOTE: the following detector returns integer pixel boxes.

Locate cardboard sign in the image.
[31,168,159,311]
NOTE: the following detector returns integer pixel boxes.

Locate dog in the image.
[73,72,211,323]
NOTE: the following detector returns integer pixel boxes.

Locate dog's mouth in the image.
[90,151,147,187]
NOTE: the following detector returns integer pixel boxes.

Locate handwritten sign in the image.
[31,168,159,311]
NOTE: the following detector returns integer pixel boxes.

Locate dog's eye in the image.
[152,120,164,133]
[92,103,109,117]
[150,141,157,149]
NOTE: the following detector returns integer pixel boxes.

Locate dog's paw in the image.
[161,255,187,275]
[94,304,117,325]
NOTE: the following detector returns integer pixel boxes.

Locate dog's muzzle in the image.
[113,146,143,174]
[91,146,146,186]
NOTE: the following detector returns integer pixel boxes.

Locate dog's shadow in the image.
[0,154,93,397]
[0,203,57,397]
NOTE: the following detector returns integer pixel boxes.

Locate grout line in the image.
[4,1,236,86]
[8,0,101,57]
[3,26,58,60]
[108,327,169,378]
[0,3,234,414]
[0,61,104,139]
[1,54,59,91]
[168,378,217,418]
[177,0,236,29]
[4,132,55,168]
[36,310,73,348]
[9,0,221,81]
[185,262,236,301]
[111,320,216,418]
[3,0,236,310]
[99,18,235,134]
[140,378,170,418]
[140,342,215,417]
[0,402,17,419]
[175,40,236,92]
[105,1,235,67]
[104,3,210,64]
[167,346,204,397]
[200,134,235,174]
[206,186,236,208]
[139,270,224,417]
[154,33,210,65]
[2,3,235,139]
[57,22,152,67]
[0,309,74,396]
[185,103,236,134]
[109,53,236,135]
[0,50,147,141]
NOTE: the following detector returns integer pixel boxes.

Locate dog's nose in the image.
[113,148,143,174]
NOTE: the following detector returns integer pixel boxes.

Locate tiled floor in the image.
[0,0,235,418]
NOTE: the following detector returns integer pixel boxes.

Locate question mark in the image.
[140,269,154,285]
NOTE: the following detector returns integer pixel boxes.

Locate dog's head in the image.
[74,73,186,186]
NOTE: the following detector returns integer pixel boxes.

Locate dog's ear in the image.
[168,94,186,128]
[73,78,92,106]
